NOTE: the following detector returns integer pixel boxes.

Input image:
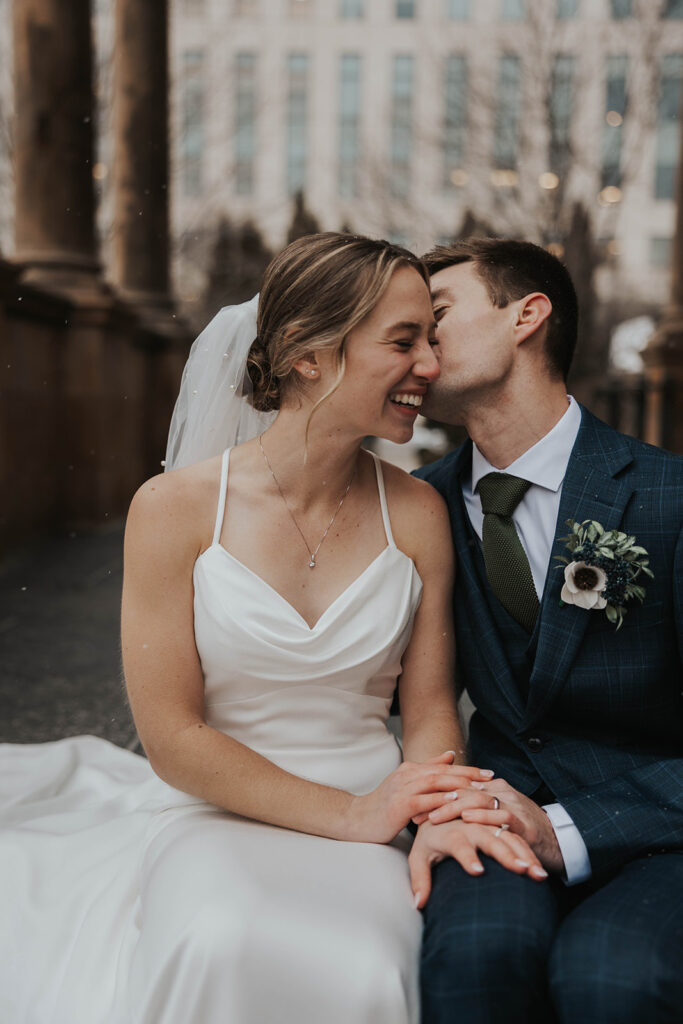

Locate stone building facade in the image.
[166,0,683,319]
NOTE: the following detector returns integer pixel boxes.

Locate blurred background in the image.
[1,0,682,744]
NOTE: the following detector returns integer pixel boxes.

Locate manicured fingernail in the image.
[471,781,486,789]
[446,791,458,800]
[445,750,456,759]
[413,891,421,908]
[515,859,530,868]
[479,769,495,778]
[471,863,485,874]
[531,866,548,878]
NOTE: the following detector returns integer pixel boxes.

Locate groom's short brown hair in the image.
[422,238,579,381]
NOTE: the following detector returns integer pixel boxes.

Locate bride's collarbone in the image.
[225,474,385,556]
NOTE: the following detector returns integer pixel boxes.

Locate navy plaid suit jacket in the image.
[415,406,683,883]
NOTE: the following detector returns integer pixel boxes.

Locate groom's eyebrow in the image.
[430,287,452,303]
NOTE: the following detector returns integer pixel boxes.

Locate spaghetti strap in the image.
[369,452,396,548]
[212,448,231,546]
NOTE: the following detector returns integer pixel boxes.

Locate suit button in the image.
[527,736,544,752]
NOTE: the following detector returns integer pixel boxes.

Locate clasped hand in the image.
[348,755,562,906]
[346,751,494,844]
[408,775,565,907]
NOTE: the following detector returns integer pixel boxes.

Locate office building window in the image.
[183,0,205,12]
[501,0,525,19]
[338,55,362,197]
[601,55,627,189]
[287,54,309,195]
[233,0,258,14]
[447,0,469,17]
[340,0,364,15]
[549,55,573,176]
[663,0,683,17]
[390,55,414,197]
[609,0,631,15]
[181,50,205,197]
[493,55,521,176]
[655,54,683,199]
[396,0,415,18]
[234,53,257,195]
[556,0,578,16]
[443,55,468,188]
[650,237,672,267]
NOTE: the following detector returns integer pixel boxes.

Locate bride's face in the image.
[318,265,440,444]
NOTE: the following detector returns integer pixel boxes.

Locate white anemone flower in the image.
[561,561,608,610]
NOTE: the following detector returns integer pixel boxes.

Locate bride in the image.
[1,233,530,1024]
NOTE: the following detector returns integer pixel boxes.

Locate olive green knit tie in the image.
[477,472,539,633]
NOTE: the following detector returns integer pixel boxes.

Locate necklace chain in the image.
[258,435,355,569]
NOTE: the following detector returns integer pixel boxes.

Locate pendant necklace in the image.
[258,434,355,569]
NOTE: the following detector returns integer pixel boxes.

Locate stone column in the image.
[111,0,171,311]
[13,0,100,291]
[643,110,683,454]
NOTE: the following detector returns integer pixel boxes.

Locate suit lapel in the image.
[447,442,526,724]
[523,409,634,728]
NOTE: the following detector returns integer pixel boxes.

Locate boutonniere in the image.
[556,519,654,629]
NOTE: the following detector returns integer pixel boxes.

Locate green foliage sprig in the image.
[556,519,654,629]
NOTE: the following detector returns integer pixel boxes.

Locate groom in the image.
[411,239,683,1024]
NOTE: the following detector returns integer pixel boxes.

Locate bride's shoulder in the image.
[375,456,448,516]
[125,455,223,564]
[373,456,452,560]
[129,455,222,515]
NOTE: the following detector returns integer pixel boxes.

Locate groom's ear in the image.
[512,292,552,347]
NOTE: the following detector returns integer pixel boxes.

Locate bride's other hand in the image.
[346,756,495,844]
[408,819,549,909]
[429,777,565,874]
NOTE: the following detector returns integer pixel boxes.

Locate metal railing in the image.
[592,375,677,449]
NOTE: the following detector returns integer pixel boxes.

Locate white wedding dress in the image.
[0,449,424,1024]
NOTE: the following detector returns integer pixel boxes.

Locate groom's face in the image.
[421,262,517,425]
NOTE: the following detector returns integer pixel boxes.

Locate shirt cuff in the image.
[542,802,592,886]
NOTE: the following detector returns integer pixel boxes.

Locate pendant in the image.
[308,558,316,568]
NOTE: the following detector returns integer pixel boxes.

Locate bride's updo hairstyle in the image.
[247,232,429,424]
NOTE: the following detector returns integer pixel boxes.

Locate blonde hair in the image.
[247,232,429,433]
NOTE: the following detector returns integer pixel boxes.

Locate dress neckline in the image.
[198,542,415,632]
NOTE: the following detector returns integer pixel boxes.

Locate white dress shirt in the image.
[462,396,591,885]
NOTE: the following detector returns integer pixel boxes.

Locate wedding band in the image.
[492,797,500,811]
[494,824,510,837]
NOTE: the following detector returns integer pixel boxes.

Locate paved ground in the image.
[0,524,140,750]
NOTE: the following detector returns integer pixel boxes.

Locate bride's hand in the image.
[345,753,495,844]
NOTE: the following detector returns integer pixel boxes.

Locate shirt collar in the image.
[470,396,582,495]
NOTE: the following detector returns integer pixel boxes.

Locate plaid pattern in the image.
[421,851,683,1024]
[415,407,683,882]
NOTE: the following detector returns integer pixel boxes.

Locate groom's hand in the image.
[409,819,548,909]
[426,777,565,874]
